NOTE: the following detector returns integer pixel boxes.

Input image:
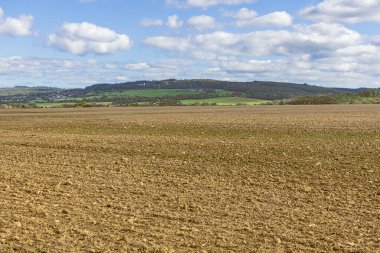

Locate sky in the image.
[0,0,380,88]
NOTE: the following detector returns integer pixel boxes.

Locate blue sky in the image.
[0,0,380,88]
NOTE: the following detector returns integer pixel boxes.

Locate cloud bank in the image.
[47,22,132,55]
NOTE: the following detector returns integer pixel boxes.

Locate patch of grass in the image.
[54,97,84,102]
[34,102,112,108]
[34,103,75,108]
[180,97,271,105]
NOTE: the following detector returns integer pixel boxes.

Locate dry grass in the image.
[0,105,379,252]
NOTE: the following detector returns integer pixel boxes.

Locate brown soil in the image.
[0,105,379,252]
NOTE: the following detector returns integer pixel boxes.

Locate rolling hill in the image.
[284,89,380,105]
[84,79,355,100]
[1,79,374,107]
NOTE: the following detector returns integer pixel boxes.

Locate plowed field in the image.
[0,106,379,252]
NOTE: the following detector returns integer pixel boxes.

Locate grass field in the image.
[54,97,84,102]
[0,87,61,96]
[34,102,75,108]
[180,96,271,105]
[33,102,112,108]
[97,89,232,98]
[0,106,379,252]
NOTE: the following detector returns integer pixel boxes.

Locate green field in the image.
[101,89,201,98]
[180,97,271,105]
[34,102,75,108]
[3,88,271,107]
[0,87,61,96]
[96,89,232,98]
[54,97,84,102]
[34,102,112,108]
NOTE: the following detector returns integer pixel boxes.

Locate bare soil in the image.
[0,105,379,252]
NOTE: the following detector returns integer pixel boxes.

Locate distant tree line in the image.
[284,89,380,105]
[1,79,377,106]
[83,79,353,100]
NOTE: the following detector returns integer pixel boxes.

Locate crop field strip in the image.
[0,105,379,252]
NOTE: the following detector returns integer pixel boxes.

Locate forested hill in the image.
[2,79,372,107]
[285,89,380,105]
[84,79,354,100]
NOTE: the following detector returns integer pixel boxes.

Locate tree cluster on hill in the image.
[84,79,350,100]
[284,89,380,105]
[1,79,375,106]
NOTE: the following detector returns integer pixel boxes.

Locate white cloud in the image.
[2,50,380,88]
[287,23,362,54]
[143,23,380,87]
[167,0,256,8]
[223,8,292,27]
[0,7,33,36]
[222,7,257,19]
[371,36,380,46]
[140,18,164,27]
[0,57,196,87]
[47,22,132,55]
[216,50,380,88]
[144,23,361,59]
[124,59,194,80]
[144,36,191,52]
[187,15,218,31]
[220,59,283,75]
[79,0,96,3]
[166,15,183,29]
[115,76,129,81]
[125,62,150,70]
[0,56,38,74]
[300,0,380,23]
[0,57,111,87]
[244,11,292,27]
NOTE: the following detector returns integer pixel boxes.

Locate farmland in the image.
[1,79,364,107]
[0,106,379,252]
[96,89,231,98]
[180,97,271,105]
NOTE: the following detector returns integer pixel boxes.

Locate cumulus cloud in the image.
[371,36,380,46]
[166,15,183,28]
[287,23,362,54]
[140,18,164,27]
[187,15,218,31]
[300,0,380,23]
[167,0,256,8]
[217,49,380,88]
[144,23,362,59]
[0,56,196,87]
[242,11,292,27]
[0,57,117,87]
[223,8,292,27]
[144,36,191,52]
[2,48,380,88]
[0,6,34,36]
[125,62,150,70]
[220,59,285,76]
[0,56,39,74]
[47,22,132,55]
[222,7,257,19]
[124,59,194,80]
